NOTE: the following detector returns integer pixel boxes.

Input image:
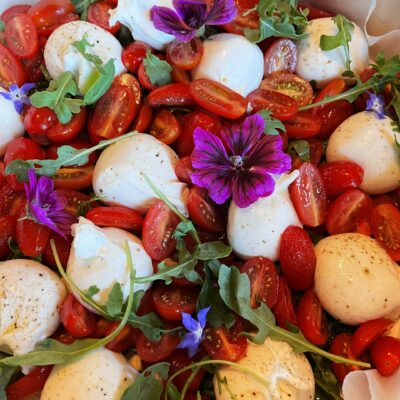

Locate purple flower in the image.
[25,169,76,238]
[191,114,291,208]
[0,83,36,114]
[177,306,210,357]
[366,92,385,120]
[151,0,237,42]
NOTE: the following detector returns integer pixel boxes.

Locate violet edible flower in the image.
[366,92,386,120]
[151,0,237,42]
[191,114,291,208]
[0,83,36,114]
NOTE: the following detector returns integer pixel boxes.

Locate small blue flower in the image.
[0,83,36,114]
[177,306,210,357]
[366,92,386,120]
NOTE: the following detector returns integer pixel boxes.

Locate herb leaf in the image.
[288,140,310,161]
[257,109,286,135]
[105,282,124,317]
[0,355,16,400]
[143,50,172,86]
[70,0,97,20]
[85,285,100,300]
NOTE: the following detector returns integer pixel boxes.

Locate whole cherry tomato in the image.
[370,336,400,376]
[147,83,194,108]
[24,106,57,145]
[27,0,75,30]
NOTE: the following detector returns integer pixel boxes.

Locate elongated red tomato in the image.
[167,37,203,70]
[147,83,194,108]
[284,110,321,139]
[370,336,400,376]
[330,333,360,382]
[136,332,180,362]
[53,166,93,191]
[27,0,75,30]
[272,277,297,329]
[264,38,297,76]
[313,78,346,104]
[149,108,181,145]
[1,5,31,23]
[0,43,26,86]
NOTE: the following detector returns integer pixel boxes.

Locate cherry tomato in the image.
[85,206,143,232]
[0,215,16,259]
[24,106,57,144]
[149,108,181,145]
[272,277,297,329]
[291,138,324,170]
[0,184,20,216]
[190,79,247,119]
[355,216,373,236]
[36,12,79,37]
[247,89,298,121]
[264,38,297,76]
[170,62,191,84]
[279,225,316,291]
[6,366,53,400]
[223,0,258,34]
[55,189,90,216]
[330,333,360,382]
[298,3,334,20]
[115,73,141,107]
[167,38,203,70]
[142,200,180,261]
[297,289,329,346]
[131,102,153,132]
[138,59,157,90]
[22,36,45,83]
[27,0,75,30]
[316,100,353,139]
[46,138,98,166]
[0,42,26,86]
[104,322,136,353]
[260,72,313,107]
[373,194,398,208]
[370,336,400,376]
[147,83,194,108]
[42,231,72,268]
[122,41,153,74]
[284,110,321,139]
[175,156,194,185]
[136,332,180,362]
[313,78,346,104]
[239,256,279,308]
[351,318,393,358]
[370,203,400,261]
[325,189,373,235]
[52,166,94,191]
[87,1,121,34]
[1,5,31,23]
[47,107,87,143]
[289,162,328,227]
[319,161,364,197]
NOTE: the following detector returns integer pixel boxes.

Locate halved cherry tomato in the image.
[115,73,141,107]
[370,336,400,376]
[289,162,328,227]
[147,83,194,108]
[53,166,93,191]
[42,231,72,268]
[355,216,373,236]
[373,194,398,208]
[190,79,247,119]
[85,206,143,232]
[272,277,297,329]
[27,0,75,30]
[87,1,121,34]
[330,333,360,382]
[131,102,153,133]
[0,42,26,86]
[319,161,364,197]
[284,110,321,139]
[136,332,180,362]
[104,322,136,353]
[142,200,180,261]
[223,0,258,34]
[170,62,191,84]
[138,59,157,90]
[297,289,329,346]
[1,5,31,23]
[313,78,346,104]
[325,189,373,235]
[351,318,393,358]
[264,38,297,76]
[0,215,16,259]
[175,156,194,185]
[260,72,313,107]
[240,256,279,308]
[122,41,153,74]
[47,107,87,143]
[247,89,298,121]
[24,106,57,145]
[370,203,400,261]
[167,38,203,71]
[298,3,334,20]
[316,100,353,139]
[149,108,181,145]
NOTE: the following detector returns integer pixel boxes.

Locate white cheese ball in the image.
[227,171,302,261]
[67,218,153,308]
[192,33,264,97]
[44,21,126,93]
[41,348,137,400]
[0,0,39,14]
[0,259,67,356]
[315,233,400,325]
[326,112,400,195]
[214,338,314,400]
[0,87,25,156]
[296,17,369,88]
[93,133,189,216]
[109,0,174,51]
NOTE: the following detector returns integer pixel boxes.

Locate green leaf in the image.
[371,52,400,77]
[127,312,166,341]
[83,58,115,104]
[0,21,5,32]
[143,50,172,86]
[257,109,286,135]
[85,285,100,300]
[197,242,232,260]
[106,282,124,317]
[70,0,97,20]
[288,140,310,161]
[72,36,103,68]
[0,354,16,400]
[174,220,197,239]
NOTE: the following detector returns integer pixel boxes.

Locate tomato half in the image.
[1,5,31,23]
[27,0,75,30]
[370,336,400,376]
[122,41,153,74]
[149,108,181,145]
[52,166,93,191]
[0,43,26,86]
[175,156,194,185]
[47,139,98,167]
[314,78,346,104]
[284,110,321,139]
[87,1,121,34]
[298,3,334,19]
[104,322,136,353]
[223,0,258,34]
[316,100,353,139]
[167,38,203,71]
[42,230,72,268]
[147,83,194,108]
[330,333,360,382]
[264,38,297,76]
[0,215,16,259]
[136,332,180,362]
[272,277,297,329]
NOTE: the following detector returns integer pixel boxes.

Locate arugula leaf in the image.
[320,15,354,72]
[0,21,5,32]
[72,36,103,68]
[85,285,100,300]
[174,220,197,239]
[197,242,232,260]
[288,140,310,161]
[127,312,167,342]
[106,282,124,317]
[143,50,172,86]
[0,354,16,400]
[257,109,286,135]
[371,52,400,77]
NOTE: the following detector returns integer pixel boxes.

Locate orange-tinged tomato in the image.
[53,166,93,191]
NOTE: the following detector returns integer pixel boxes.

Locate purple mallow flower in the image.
[0,83,36,114]
[151,0,237,42]
[177,306,210,357]
[366,92,386,120]
[190,114,291,208]
[25,169,76,238]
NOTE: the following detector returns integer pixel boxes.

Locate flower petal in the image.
[206,0,237,25]
[197,306,211,329]
[13,100,24,114]
[177,332,201,357]
[0,91,13,101]
[20,83,36,95]
[172,0,208,28]
[25,169,37,202]
[181,312,201,333]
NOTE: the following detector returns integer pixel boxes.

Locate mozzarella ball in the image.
[0,0,39,14]
[44,21,126,93]
[192,33,264,97]
[0,259,67,356]
[67,218,153,308]
[93,133,189,216]
[214,338,314,400]
[296,17,369,88]
[326,112,400,194]
[227,171,302,261]
[109,0,174,51]
[41,348,137,400]
[315,233,400,325]
[0,87,25,156]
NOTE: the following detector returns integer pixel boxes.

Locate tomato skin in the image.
[138,59,157,90]
[279,226,316,291]
[330,333,360,382]
[87,1,121,34]
[0,184,20,216]
[319,161,364,197]
[24,106,57,144]
[136,332,180,362]
[223,0,258,34]
[272,277,297,329]
[149,108,181,145]
[0,42,26,86]
[36,12,79,37]
[284,110,321,139]
[297,289,329,346]
[350,318,393,358]
[147,83,194,108]
[27,0,75,30]
[104,322,136,353]
[42,231,72,268]
[1,5,31,23]
[167,38,203,71]
[131,102,153,133]
[298,3,334,19]
[175,156,194,185]
[264,38,297,76]
[122,41,153,74]
[0,215,16,259]
[52,166,93,191]
[370,336,400,377]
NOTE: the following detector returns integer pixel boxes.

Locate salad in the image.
[0,0,399,399]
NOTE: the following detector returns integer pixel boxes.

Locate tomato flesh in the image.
[167,38,203,71]
[0,42,26,86]
[136,332,180,362]
[264,38,297,76]
[87,1,121,34]
[284,110,321,139]
[149,108,181,145]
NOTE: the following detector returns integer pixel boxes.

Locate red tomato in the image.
[1,5,31,22]
[279,226,316,291]
[27,0,75,30]
[190,79,247,119]
[87,1,121,34]
[46,138,98,166]
[264,38,297,76]
[22,36,45,83]
[36,12,79,37]
[319,161,364,197]
[136,332,180,362]
[313,78,346,104]
[104,322,136,353]
[147,83,194,108]
[351,318,393,358]
[138,59,157,90]
[131,102,153,132]
[373,194,398,208]
[24,106,57,145]
[55,189,90,216]
[291,138,324,170]
[370,204,400,261]
[260,72,313,107]
[298,3,334,19]
[149,108,181,145]
[247,89,298,121]
[175,156,194,185]
[0,184,20,216]
[0,215,16,258]
[42,231,72,268]
[223,0,258,34]
[152,285,199,321]
[272,277,297,329]
[85,206,143,232]
[316,100,353,139]
[171,62,191,84]
[122,41,153,74]
[355,216,373,236]
[370,336,400,376]
[6,366,52,400]
[0,42,26,86]
[330,333,360,382]
[325,189,373,235]
[239,257,279,308]
[289,162,328,227]
[115,73,141,107]
[167,38,203,70]
[284,110,321,139]
[52,166,93,191]
[297,289,329,346]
